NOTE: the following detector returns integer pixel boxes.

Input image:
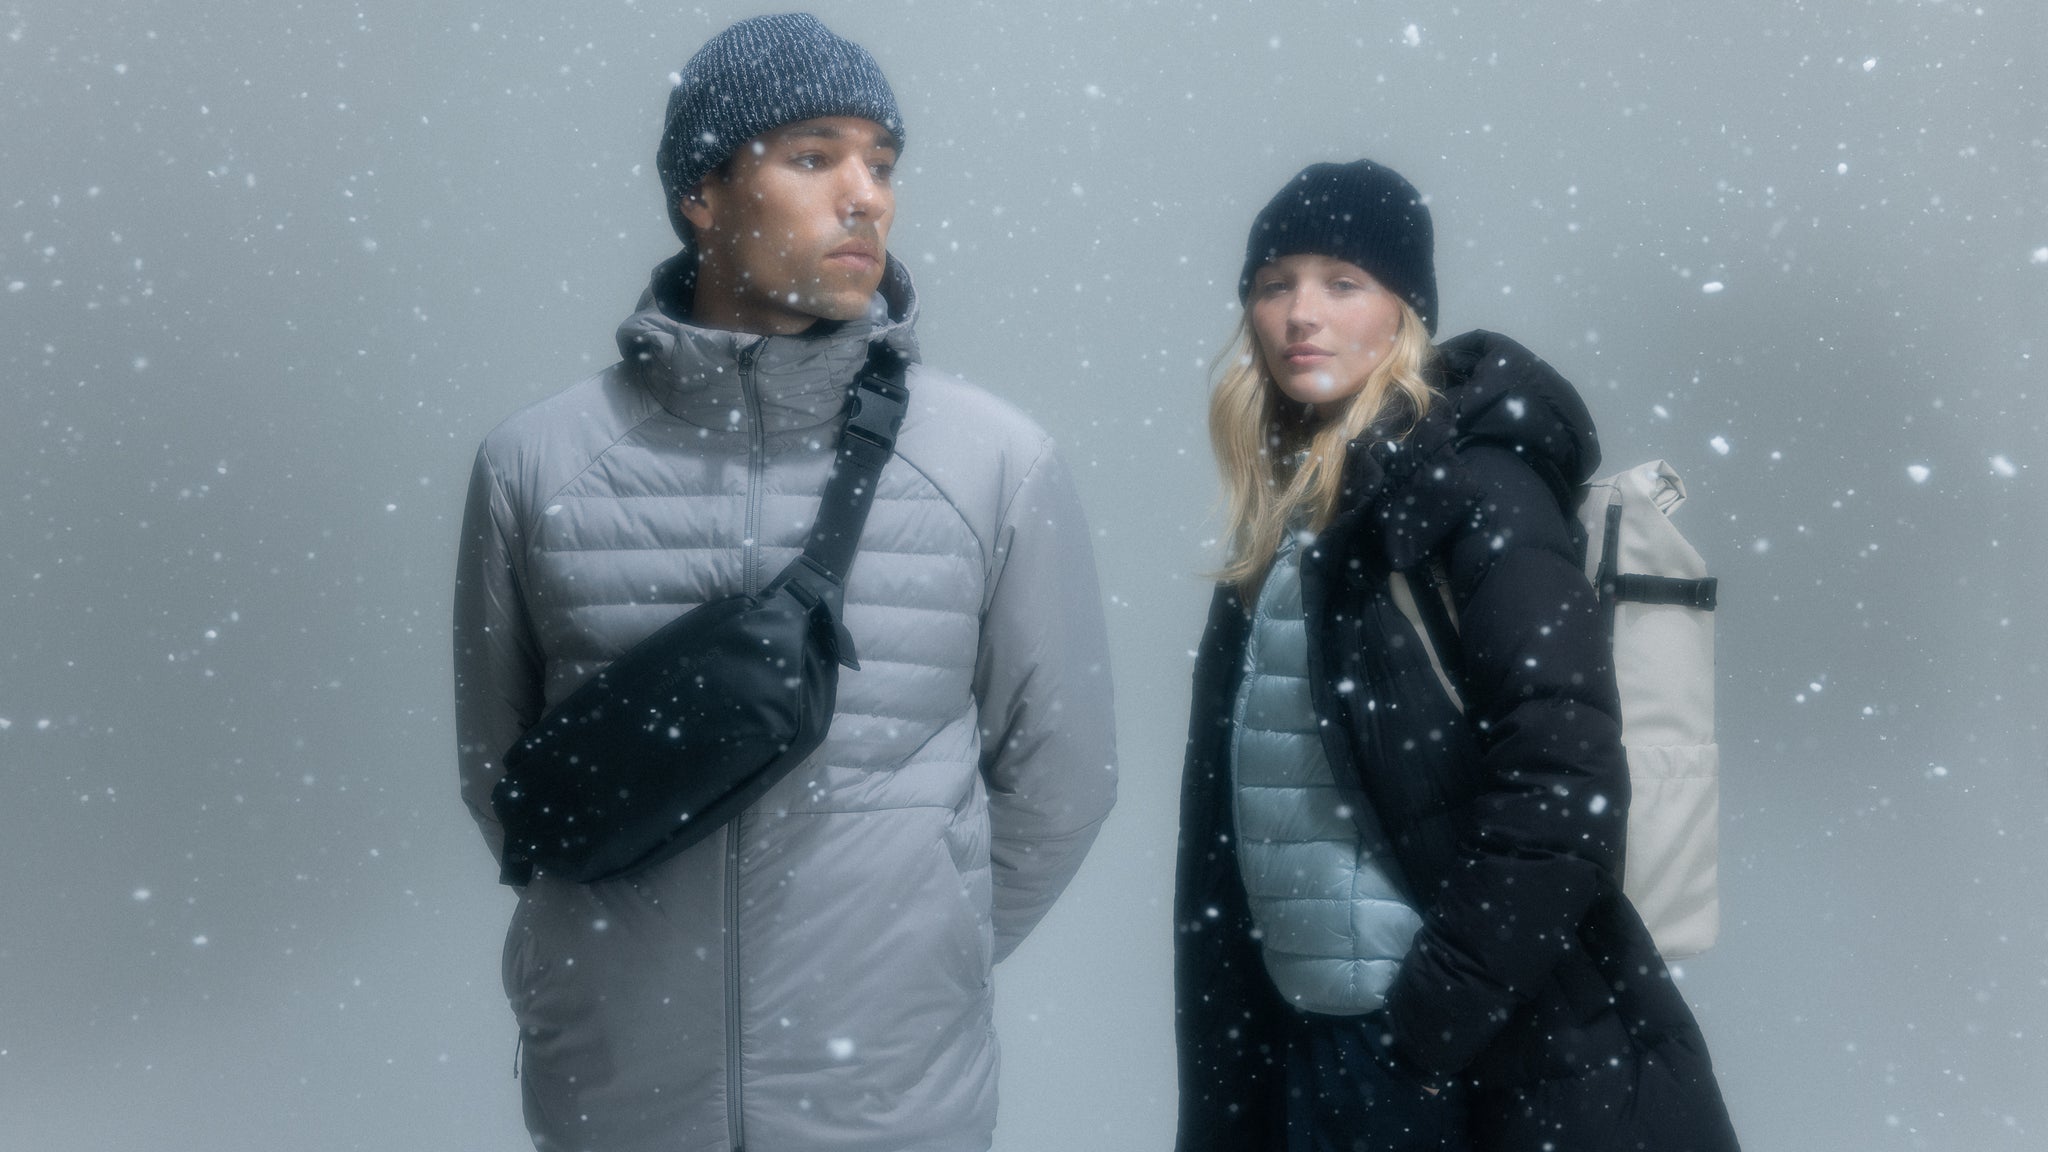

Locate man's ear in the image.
[678,184,716,233]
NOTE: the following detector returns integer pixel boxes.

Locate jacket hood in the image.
[1339,329,1601,570]
[614,250,922,434]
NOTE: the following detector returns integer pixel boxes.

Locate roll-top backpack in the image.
[490,342,910,887]
[1389,459,1721,958]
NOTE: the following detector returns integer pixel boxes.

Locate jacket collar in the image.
[614,252,922,434]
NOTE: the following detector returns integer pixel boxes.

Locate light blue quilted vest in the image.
[1230,536,1423,1015]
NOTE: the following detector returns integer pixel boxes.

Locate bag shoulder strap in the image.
[768,341,909,673]
[797,340,909,582]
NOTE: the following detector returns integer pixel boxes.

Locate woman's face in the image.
[1248,254,1405,407]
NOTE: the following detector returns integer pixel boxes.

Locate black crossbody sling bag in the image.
[491,342,910,887]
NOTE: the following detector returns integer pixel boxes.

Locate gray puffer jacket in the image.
[453,257,1117,1152]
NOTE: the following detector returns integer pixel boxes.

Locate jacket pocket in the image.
[929,835,994,991]
[500,898,539,1002]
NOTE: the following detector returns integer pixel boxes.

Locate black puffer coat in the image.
[1174,331,1739,1151]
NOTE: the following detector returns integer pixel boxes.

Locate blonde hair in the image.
[1208,300,1438,597]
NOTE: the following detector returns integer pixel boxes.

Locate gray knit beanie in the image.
[1239,160,1439,334]
[657,13,904,242]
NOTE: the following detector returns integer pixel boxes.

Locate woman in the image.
[1174,160,1740,1152]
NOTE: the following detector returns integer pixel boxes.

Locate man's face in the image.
[680,116,899,334]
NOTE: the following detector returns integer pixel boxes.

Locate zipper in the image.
[726,337,764,1152]
[725,818,744,1152]
[739,340,767,596]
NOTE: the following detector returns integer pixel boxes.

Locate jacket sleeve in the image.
[973,441,1119,961]
[452,443,546,865]
[1383,444,1630,1077]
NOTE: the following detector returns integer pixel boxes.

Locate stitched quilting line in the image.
[551,604,980,626]
[527,434,989,575]
[545,489,959,504]
[533,545,982,564]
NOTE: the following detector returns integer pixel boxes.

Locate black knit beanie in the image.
[1238,160,1438,334]
[657,13,905,242]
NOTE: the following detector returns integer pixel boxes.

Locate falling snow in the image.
[2,4,2040,1150]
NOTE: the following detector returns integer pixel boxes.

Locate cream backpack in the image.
[1388,460,1721,958]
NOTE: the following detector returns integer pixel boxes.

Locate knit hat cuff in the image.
[657,14,904,242]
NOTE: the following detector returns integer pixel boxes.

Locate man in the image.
[452,14,1117,1152]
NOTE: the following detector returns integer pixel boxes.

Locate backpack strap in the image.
[1592,494,1623,613]
[1390,559,1466,714]
[1409,559,1462,652]
[1613,573,1719,610]
[1588,492,1719,612]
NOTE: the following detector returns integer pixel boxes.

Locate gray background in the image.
[3,0,2042,1148]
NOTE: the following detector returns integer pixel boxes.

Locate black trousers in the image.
[1281,1010,1472,1152]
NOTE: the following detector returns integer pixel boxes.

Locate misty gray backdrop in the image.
[3,1,2042,1148]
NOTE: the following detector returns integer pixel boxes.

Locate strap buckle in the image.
[844,373,907,453]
